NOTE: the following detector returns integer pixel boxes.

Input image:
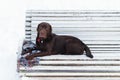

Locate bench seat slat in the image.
[20,72,120,77]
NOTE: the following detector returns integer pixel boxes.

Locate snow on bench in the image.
[18,10,120,80]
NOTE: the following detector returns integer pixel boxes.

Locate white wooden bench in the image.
[18,10,120,80]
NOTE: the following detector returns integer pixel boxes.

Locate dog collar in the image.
[37,38,44,43]
[41,40,43,43]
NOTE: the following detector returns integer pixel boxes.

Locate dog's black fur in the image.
[25,22,93,60]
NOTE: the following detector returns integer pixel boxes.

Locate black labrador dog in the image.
[25,22,93,60]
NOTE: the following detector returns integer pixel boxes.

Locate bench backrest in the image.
[25,10,120,54]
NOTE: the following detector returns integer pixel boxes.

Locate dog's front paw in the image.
[25,55,34,60]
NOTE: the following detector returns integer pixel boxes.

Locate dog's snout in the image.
[40,31,45,35]
[39,29,47,39]
[39,31,45,36]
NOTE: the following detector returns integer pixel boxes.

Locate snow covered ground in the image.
[0,0,120,80]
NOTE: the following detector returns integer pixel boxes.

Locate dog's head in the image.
[37,22,52,40]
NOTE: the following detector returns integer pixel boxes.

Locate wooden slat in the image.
[20,72,120,77]
[31,27,120,32]
[38,53,120,60]
[20,66,120,71]
[30,35,120,40]
[30,21,120,25]
[26,13,120,16]
[21,77,120,80]
[29,17,120,21]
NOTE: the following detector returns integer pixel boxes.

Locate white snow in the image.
[0,0,120,80]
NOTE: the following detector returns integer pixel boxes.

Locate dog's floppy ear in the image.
[37,23,41,32]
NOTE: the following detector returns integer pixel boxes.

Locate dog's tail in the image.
[84,43,93,58]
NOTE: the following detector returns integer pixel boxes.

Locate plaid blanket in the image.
[17,41,40,69]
